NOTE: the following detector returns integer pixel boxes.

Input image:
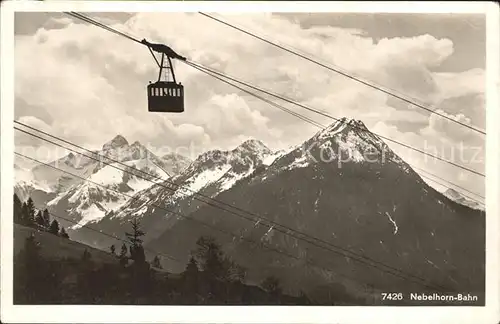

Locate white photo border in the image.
[1,1,499,323]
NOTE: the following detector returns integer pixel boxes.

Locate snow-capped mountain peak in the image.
[84,139,277,236]
[235,139,272,155]
[22,134,194,230]
[102,135,129,152]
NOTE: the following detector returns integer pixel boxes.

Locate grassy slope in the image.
[14,224,118,265]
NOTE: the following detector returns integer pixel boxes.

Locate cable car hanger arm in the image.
[141,39,187,61]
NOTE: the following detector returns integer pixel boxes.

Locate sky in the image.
[13,12,486,200]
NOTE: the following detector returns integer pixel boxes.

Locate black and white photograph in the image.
[1,1,499,323]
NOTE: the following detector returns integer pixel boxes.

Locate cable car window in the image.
[145,47,185,113]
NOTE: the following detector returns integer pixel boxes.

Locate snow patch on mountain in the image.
[288,154,311,170]
[385,212,399,235]
[337,132,365,162]
[444,188,484,211]
[171,165,232,201]
[219,168,251,191]
[263,150,286,166]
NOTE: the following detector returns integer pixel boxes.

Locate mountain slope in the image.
[69,139,274,251]
[145,118,485,302]
[14,224,117,265]
[42,136,187,229]
[443,188,484,211]
[14,163,56,205]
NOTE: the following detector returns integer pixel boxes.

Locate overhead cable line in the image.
[205,13,443,114]
[53,12,482,284]
[15,120,483,287]
[63,11,485,178]
[413,166,485,200]
[15,151,390,292]
[198,12,486,136]
[14,124,456,293]
[66,11,143,44]
[184,61,485,178]
[25,204,183,264]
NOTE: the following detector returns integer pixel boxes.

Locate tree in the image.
[25,197,36,226]
[81,249,92,262]
[125,218,146,265]
[119,243,128,266]
[20,197,36,227]
[227,261,246,283]
[297,290,311,305]
[14,234,42,302]
[13,194,23,224]
[183,257,199,279]
[42,209,51,228]
[152,256,162,269]
[35,210,45,227]
[49,219,60,235]
[21,202,28,224]
[59,227,70,239]
[194,236,228,281]
[125,219,152,303]
[110,244,116,255]
[181,256,200,303]
[261,275,282,295]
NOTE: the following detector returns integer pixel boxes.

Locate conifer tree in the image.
[194,236,229,281]
[14,234,43,303]
[42,209,51,228]
[181,256,200,303]
[110,244,116,255]
[152,255,162,269]
[183,257,199,281]
[59,227,70,239]
[119,243,128,266]
[21,202,28,224]
[81,249,92,262]
[13,194,23,225]
[49,219,60,235]
[261,275,282,295]
[35,210,44,227]
[25,197,36,227]
[125,218,146,265]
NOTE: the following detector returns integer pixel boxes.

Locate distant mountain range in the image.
[15,135,191,229]
[14,118,485,303]
[443,188,484,210]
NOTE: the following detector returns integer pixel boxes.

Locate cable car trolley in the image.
[142,39,187,113]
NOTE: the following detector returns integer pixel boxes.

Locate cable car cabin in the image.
[147,81,184,113]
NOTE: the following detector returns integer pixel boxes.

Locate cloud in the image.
[433,68,485,99]
[14,12,485,196]
[15,116,53,146]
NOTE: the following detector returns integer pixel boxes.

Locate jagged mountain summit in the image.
[143,117,484,302]
[15,135,192,229]
[69,138,276,249]
[19,118,484,304]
